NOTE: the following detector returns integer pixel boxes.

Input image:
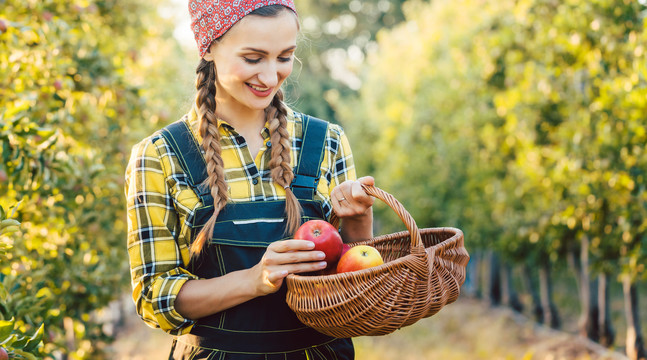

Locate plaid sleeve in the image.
[328,123,357,189]
[319,123,357,221]
[125,137,198,335]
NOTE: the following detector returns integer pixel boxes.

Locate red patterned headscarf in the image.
[189,0,297,58]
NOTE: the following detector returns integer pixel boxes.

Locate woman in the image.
[125,1,374,359]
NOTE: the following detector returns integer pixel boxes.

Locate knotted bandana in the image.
[189,0,297,58]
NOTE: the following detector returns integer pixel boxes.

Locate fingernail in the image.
[317,252,326,259]
[306,242,315,249]
[319,261,327,268]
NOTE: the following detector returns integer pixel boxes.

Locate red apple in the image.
[336,245,384,273]
[0,347,7,360]
[311,245,350,275]
[295,220,343,269]
[341,243,351,257]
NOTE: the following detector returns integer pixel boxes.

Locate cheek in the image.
[223,63,255,82]
[278,62,294,80]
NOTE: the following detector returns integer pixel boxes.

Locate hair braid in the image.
[267,90,303,235]
[191,58,229,257]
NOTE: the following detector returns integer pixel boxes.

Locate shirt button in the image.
[252,178,259,185]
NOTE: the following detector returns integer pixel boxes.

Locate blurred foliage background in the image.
[1,0,646,359]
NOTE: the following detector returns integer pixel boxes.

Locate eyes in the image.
[242,54,294,64]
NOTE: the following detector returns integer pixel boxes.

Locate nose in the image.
[257,61,279,88]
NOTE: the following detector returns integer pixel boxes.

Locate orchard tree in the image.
[1,0,190,358]
[338,0,647,356]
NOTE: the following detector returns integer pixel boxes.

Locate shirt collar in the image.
[186,104,295,143]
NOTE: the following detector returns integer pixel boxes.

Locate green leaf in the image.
[0,333,15,346]
[22,324,44,352]
[0,318,14,344]
[8,201,22,219]
[11,334,28,348]
[9,348,39,360]
[0,219,20,229]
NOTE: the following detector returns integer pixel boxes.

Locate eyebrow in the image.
[242,46,297,54]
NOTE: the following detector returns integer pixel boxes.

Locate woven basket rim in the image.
[287,226,463,284]
[368,226,463,244]
[287,248,425,283]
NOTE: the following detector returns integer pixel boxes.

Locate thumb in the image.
[358,176,375,187]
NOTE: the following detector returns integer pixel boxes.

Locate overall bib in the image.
[160,115,354,360]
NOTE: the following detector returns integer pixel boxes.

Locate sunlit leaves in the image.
[1,0,186,358]
[341,0,647,274]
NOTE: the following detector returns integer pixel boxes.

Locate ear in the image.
[202,49,214,62]
[202,42,216,62]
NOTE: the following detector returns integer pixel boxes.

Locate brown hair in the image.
[190,5,302,257]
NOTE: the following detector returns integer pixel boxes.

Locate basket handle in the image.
[329,184,423,253]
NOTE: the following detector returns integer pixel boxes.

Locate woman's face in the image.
[204,9,298,115]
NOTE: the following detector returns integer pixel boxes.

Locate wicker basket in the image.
[285,185,470,338]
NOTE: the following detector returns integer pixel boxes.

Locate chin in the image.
[249,96,277,110]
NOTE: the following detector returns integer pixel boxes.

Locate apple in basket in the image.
[340,243,351,258]
[336,245,384,273]
[317,244,351,275]
[294,220,343,269]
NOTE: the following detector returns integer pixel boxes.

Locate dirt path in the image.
[109,297,629,360]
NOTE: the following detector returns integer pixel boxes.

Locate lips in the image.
[246,83,273,97]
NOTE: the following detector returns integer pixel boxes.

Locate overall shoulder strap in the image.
[159,119,210,197]
[291,114,328,200]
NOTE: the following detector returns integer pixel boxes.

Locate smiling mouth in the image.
[247,83,270,92]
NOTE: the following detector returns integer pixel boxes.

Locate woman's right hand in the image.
[251,240,327,296]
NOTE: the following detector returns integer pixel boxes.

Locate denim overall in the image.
[160,114,354,360]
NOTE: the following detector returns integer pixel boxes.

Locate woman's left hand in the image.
[331,176,375,219]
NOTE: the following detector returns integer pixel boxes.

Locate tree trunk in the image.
[598,272,615,347]
[567,248,581,303]
[487,250,501,306]
[62,316,76,360]
[475,251,485,299]
[623,276,647,360]
[576,234,601,341]
[464,250,480,297]
[501,262,523,312]
[538,260,560,329]
[523,263,543,323]
[587,277,601,342]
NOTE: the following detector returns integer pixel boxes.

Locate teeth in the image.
[249,84,269,91]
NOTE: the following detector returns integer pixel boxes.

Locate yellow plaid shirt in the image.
[125,107,356,335]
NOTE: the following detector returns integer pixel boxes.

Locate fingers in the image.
[278,261,328,274]
[266,270,289,287]
[358,176,375,187]
[266,269,296,287]
[267,248,326,266]
[350,179,374,208]
[332,178,375,217]
[255,244,328,296]
[265,239,328,269]
[263,258,327,282]
[267,239,315,253]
